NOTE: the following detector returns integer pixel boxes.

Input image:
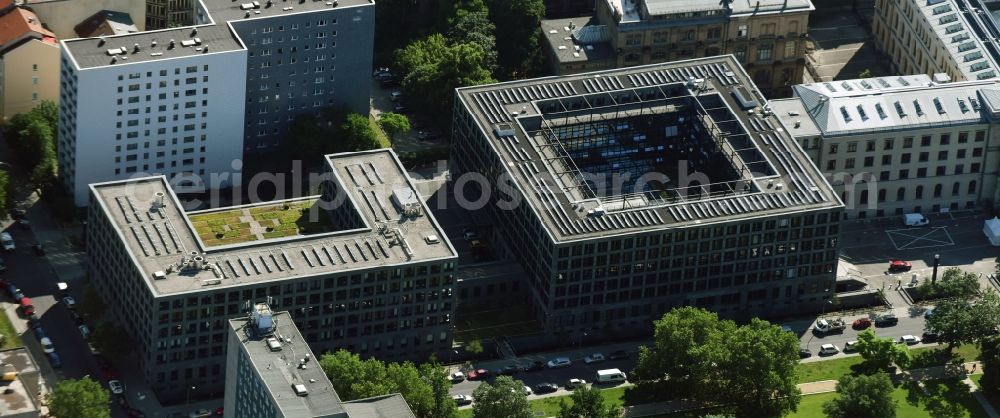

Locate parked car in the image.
[566,378,587,389]
[899,335,922,345]
[47,352,62,369]
[819,344,839,355]
[844,340,860,352]
[40,337,55,354]
[108,380,125,395]
[498,365,519,376]
[852,318,872,330]
[799,348,812,358]
[466,368,490,381]
[70,310,85,325]
[32,323,45,340]
[583,353,605,364]
[63,296,77,310]
[452,394,472,406]
[533,383,559,394]
[888,260,912,272]
[607,350,630,360]
[449,372,465,383]
[8,285,23,300]
[1,232,14,251]
[390,91,403,102]
[79,324,91,340]
[922,331,940,343]
[924,308,934,319]
[874,313,899,327]
[546,357,572,369]
[372,67,390,77]
[521,385,532,396]
[522,361,545,372]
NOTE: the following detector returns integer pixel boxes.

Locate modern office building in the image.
[873,0,1000,82]
[540,0,814,97]
[87,149,457,402]
[224,306,415,418]
[451,56,844,341]
[146,0,196,30]
[17,0,146,39]
[59,0,374,205]
[0,4,59,120]
[770,75,1000,219]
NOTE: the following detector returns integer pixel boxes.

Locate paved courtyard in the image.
[805,1,891,82]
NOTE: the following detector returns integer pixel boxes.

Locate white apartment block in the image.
[873,0,1000,82]
[59,0,374,206]
[771,75,1000,219]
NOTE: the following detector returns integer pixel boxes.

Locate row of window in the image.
[846,180,978,204]
[828,131,986,154]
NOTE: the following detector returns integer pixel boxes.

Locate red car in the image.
[466,368,490,381]
[852,318,872,330]
[888,260,912,272]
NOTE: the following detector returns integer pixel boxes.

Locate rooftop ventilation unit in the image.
[391,188,422,217]
[250,303,276,336]
[266,337,282,351]
[493,122,515,137]
[153,271,167,280]
[293,384,308,396]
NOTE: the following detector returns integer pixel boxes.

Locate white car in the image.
[1,232,13,251]
[63,296,77,309]
[39,337,54,354]
[567,378,587,389]
[900,335,922,345]
[108,380,125,395]
[546,357,572,368]
[523,385,532,396]
[452,394,472,406]
[583,353,605,364]
[819,344,839,355]
[844,340,859,352]
[449,372,465,383]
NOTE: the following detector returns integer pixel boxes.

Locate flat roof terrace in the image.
[90,149,457,297]
[456,56,842,242]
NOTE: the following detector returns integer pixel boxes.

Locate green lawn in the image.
[458,386,627,418]
[369,114,392,148]
[0,310,22,349]
[795,344,982,384]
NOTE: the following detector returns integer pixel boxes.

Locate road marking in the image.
[885,227,955,250]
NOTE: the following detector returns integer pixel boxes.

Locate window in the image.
[973,147,984,157]
[757,45,773,61]
[896,188,906,201]
[952,182,961,196]
[903,137,913,148]
[958,149,967,158]
[847,142,857,152]
[878,189,886,203]
[866,140,875,151]
[955,164,964,174]
[737,25,748,38]
[917,168,927,177]
[784,41,796,58]
[864,156,874,167]
[829,144,838,154]
[933,184,943,198]
[844,158,855,169]
[883,139,894,150]
[936,166,946,176]
[901,153,911,163]
[969,180,978,194]
[972,163,982,172]
[921,135,931,146]
[653,31,668,44]
[625,34,643,46]
[940,134,951,145]
[916,185,924,199]
[959,132,969,143]
[919,152,929,162]
[881,155,892,165]
[976,130,986,142]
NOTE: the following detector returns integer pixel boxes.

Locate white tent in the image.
[984,217,1000,246]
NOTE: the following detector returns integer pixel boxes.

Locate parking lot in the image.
[838,211,999,294]
[368,76,448,154]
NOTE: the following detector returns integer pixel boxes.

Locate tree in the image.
[446,8,497,72]
[319,349,458,418]
[466,340,484,354]
[342,113,383,151]
[723,318,802,418]
[822,373,896,418]
[926,290,1000,351]
[471,376,533,418]
[557,386,622,418]
[486,0,545,77]
[633,307,802,417]
[919,268,981,300]
[0,170,10,220]
[394,34,495,129]
[90,322,133,359]
[854,328,910,373]
[858,69,873,78]
[47,376,111,418]
[980,335,1000,395]
[378,112,411,142]
[6,102,57,183]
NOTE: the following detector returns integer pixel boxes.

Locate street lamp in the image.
[186,385,196,404]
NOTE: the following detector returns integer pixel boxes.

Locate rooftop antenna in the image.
[169,39,175,49]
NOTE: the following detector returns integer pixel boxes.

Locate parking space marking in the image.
[885,227,955,251]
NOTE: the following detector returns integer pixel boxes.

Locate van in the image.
[903,213,929,227]
[19,297,34,316]
[596,368,627,384]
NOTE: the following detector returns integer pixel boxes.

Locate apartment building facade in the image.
[87,150,457,401]
[146,0,195,30]
[771,75,1000,219]
[873,0,1000,82]
[59,0,374,205]
[0,6,59,120]
[21,0,146,39]
[451,56,843,341]
[541,0,814,97]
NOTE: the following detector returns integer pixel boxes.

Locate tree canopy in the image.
[919,267,981,300]
[926,290,1000,351]
[319,349,457,418]
[822,373,896,418]
[557,386,622,418]
[379,112,411,142]
[6,101,58,187]
[633,307,801,418]
[282,109,385,165]
[47,377,110,418]
[485,0,545,77]
[854,328,910,373]
[471,375,533,418]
